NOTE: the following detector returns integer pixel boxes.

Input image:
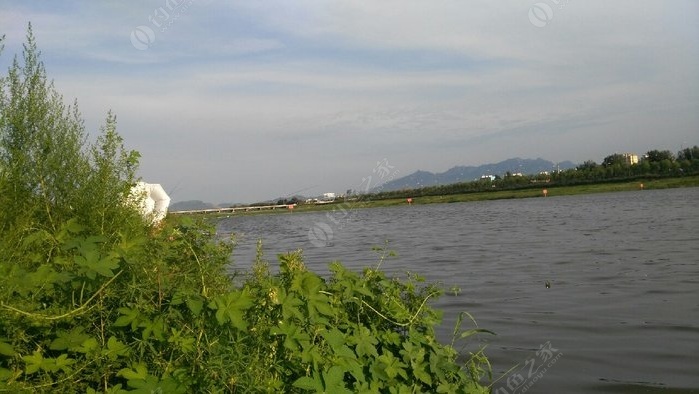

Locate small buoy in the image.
[639,183,644,190]
[545,280,551,289]
[542,189,548,197]
[407,198,413,205]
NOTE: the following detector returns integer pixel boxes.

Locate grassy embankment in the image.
[208,175,699,217]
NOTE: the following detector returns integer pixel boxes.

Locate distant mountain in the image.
[170,200,216,211]
[377,158,576,192]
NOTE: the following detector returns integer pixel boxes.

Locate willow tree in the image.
[0,24,142,240]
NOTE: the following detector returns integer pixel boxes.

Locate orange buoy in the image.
[407,198,413,205]
[542,189,548,197]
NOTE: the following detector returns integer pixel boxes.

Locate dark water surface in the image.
[217,188,699,393]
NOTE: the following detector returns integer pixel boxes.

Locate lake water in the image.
[216,187,699,393]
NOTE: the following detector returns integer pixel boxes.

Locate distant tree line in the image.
[554,147,699,184]
[363,147,699,201]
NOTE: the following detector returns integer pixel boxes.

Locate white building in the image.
[623,153,639,165]
[322,192,336,201]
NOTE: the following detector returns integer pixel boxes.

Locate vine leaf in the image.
[0,339,15,357]
[22,351,44,374]
[210,288,254,330]
[292,375,322,391]
[49,327,91,351]
[104,336,130,360]
[114,307,141,329]
[271,321,310,352]
[292,366,351,393]
[352,327,378,358]
[117,362,148,380]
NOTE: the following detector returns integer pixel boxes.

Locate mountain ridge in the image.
[376,157,576,192]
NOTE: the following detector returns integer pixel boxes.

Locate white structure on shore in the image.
[130,182,171,223]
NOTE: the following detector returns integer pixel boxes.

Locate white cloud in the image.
[1,0,697,203]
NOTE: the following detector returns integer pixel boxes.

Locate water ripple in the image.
[218,187,699,392]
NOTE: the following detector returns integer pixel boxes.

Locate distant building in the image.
[622,153,639,165]
[480,175,496,181]
[306,193,337,204]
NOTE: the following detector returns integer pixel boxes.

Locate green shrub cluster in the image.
[0,216,491,392]
[0,25,490,392]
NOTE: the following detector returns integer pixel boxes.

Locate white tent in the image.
[130,182,171,223]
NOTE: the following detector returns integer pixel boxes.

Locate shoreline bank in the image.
[185,175,699,218]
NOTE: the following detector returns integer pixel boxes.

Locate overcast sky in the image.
[1,1,697,204]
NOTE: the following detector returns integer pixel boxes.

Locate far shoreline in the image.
[179,175,699,219]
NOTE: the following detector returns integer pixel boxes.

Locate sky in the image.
[1,1,698,204]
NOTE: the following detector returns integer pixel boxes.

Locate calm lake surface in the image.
[216,187,699,393]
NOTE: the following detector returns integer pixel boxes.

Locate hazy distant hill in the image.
[170,200,216,211]
[377,158,576,192]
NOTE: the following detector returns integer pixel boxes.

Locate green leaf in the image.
[211,289,254,330]
[0,368,13,381]
[413,364,432,386]
[139,316,166,341]
[93,254,120,278]
[0,340,15,357]
[104,336,130,360]
[50,327,90,351]
[332,344,357,361]
[292,376,321,391]
[117,363,148,381]
[69,236,119,279]
[381,331,402,346]
[25,264,72,292]
[436,382,458,393]
[87,386,129,394]
[322,328,345,349]
[64,218,85,235]
[114,307,140,329]
[323,366,351,393]
[278,288,304,321]
[272,321,310,352]
[459,328,496,339]
[168,328,195,353]
[74,337,99,354]
[185,296,204,317]
[378,353,408,380]
[127,375,186,393]
[300,343,324,365]
[22,351,44,375]
[352,327,378,359]
[75,251,119,279]
[21,228,53,248]
[53,354,76,373]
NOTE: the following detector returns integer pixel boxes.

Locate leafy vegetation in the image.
[1,25,491,392]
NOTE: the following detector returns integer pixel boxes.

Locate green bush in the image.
[0,25,490,392]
